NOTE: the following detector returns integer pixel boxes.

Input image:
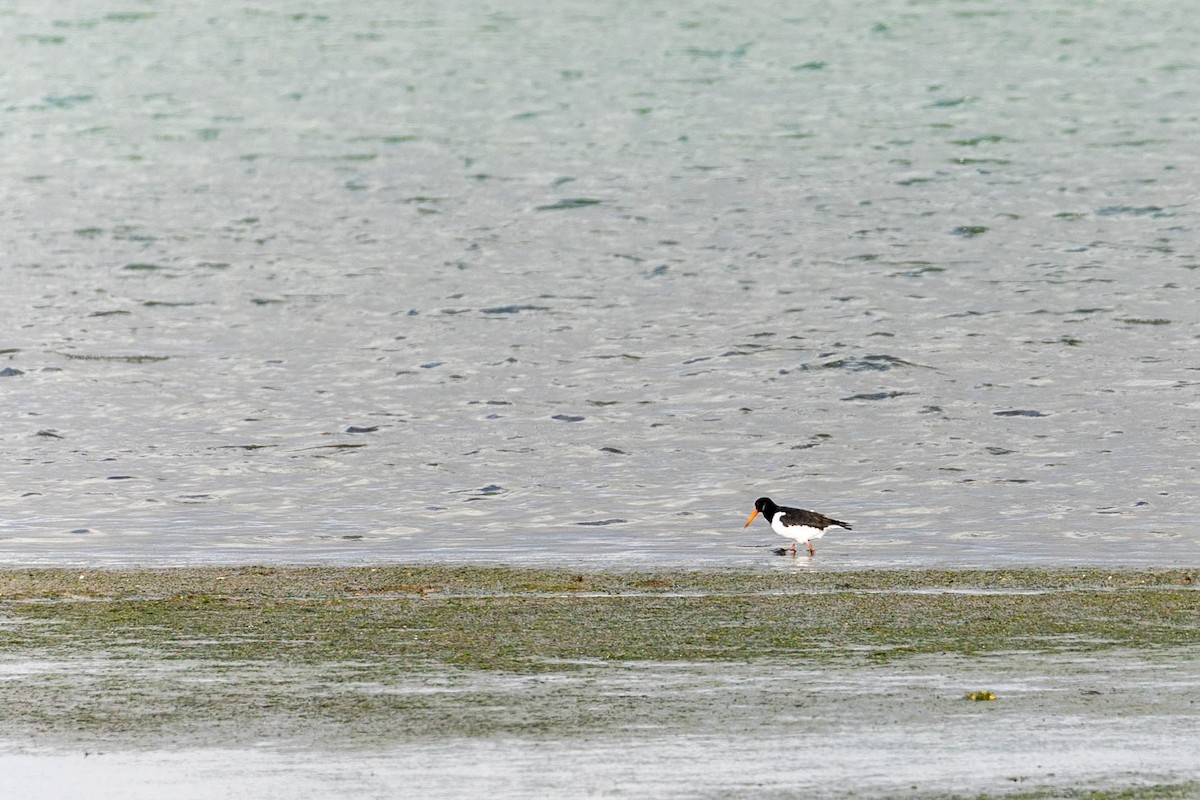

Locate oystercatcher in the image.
[743,497,851,556]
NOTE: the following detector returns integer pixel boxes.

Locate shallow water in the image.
[2,0,1199,569]
[2,652,1197,799]
[1,566,1194,797]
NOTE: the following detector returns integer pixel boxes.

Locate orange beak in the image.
[744,509,759,528]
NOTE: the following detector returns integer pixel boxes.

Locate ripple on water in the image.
[1,0,1198,570]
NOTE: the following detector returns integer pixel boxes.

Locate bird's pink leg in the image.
[806,541,815,557]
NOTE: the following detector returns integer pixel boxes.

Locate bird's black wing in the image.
[779,507,852,530]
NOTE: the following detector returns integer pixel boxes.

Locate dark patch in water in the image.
[478,485,505,495]
[1096,205,1163,217]
[1118,318,1171,326]
[575,519,627,526]
[56,353,169,363]
[552,414,585,422]
[345,426,379,434]
[0,367,24,377]
[994,409,1048,417]
[841,391,914,401]
[535,198,602,211]
[929,96,973,108]
[790,434,831,450]
[811,354,924,372]
[600,446,627,454]
[950,134,1008,146]
[890,264,946,278]
[481,304,550,314]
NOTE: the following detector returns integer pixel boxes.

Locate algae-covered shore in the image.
[1,565,1197,672]
[1,565,1198,799]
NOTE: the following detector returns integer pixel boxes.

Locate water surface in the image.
[2,0,1198,569]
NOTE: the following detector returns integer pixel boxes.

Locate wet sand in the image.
[0,565,1197,798]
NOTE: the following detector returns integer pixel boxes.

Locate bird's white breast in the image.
[769,512,826,542]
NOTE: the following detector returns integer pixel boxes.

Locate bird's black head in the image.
[754,497,776,513]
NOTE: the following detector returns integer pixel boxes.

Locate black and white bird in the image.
[743,496,852,556]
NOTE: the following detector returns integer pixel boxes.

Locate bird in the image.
[743,496,852,556]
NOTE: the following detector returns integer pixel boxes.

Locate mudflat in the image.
[0,566,1197,799]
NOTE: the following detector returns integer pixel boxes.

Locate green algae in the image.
[0,565,1196,765]
[938,786,1200,800]
[1,564,1193,600]
[1,566,1196,670]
